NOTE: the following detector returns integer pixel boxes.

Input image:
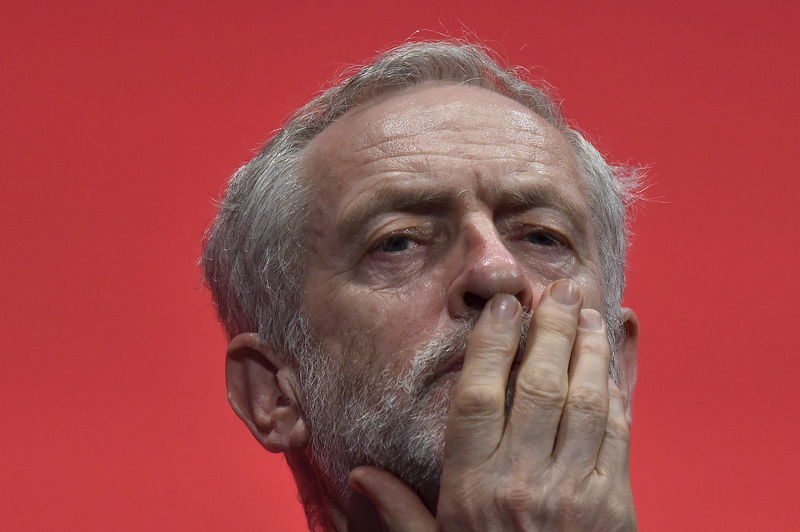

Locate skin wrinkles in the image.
[350,132,564,171]
[336,179,590,250]
[354,97,553,150]
[327,189,584,295]
[300,82,606,385]
[350,130,556,162]
[332,178,592,290]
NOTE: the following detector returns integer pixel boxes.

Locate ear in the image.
[225,333,309,453]
[619,308,639,420]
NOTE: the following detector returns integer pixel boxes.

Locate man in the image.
[202,40,642,531]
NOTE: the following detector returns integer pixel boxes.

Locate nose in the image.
[446,219,533,318]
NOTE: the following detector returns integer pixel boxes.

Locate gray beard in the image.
[295,313,526,510]
[294,306,620,512]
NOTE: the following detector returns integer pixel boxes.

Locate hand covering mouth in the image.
[436,342,526,380]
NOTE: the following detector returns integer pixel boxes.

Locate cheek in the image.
[574,257,605,311]
[307,272,449,362]
[529,279,548,309]
[579,281,605,311]
[364,282,446,346]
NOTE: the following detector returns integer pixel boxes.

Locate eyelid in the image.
[500,219,573,248]
[369,229,419,253]
[526,225,570,246]
[365,220,436,252]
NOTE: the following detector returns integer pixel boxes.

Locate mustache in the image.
[406,309,533,396]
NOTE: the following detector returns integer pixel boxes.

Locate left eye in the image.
[525,230,564,247]
[377,235,418,253]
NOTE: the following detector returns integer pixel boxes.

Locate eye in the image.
[524,227,567,247]
[376,235,418,253]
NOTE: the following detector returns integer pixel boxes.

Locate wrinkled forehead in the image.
[303,82,581,177]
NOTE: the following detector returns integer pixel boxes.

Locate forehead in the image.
[302,83,587,214]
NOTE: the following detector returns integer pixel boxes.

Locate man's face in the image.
[296,83,605,503]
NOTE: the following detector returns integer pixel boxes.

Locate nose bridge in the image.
[466,217,517,279]
[447,213,533,316]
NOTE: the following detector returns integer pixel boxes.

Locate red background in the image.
[2,1,799,530]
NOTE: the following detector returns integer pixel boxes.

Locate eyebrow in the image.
[337,181,591,244]
[338,186,455,241]
[499,184,590,242]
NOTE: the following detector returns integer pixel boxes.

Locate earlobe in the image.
[619,308,640,417]
[225,333,309,453]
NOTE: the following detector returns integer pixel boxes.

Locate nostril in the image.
[463,292,488,312]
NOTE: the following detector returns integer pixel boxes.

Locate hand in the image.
[349,280,636,531]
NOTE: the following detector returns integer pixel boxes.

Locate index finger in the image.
[444,293,522,468]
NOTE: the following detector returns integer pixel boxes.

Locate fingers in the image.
[349,466,436,532]
[553,309,611,470]
[507,279,581,456]
[596,378,631,477]
[445,293,522,467]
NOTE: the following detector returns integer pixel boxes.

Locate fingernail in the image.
[550,279,579,305]
[490,293,519,321]
[579,309,604,331]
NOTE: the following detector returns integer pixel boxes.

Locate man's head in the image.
[202,40,640,529]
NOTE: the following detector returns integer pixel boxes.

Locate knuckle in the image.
[536,309,577,339]
[469,332,516,357]
[516,367,567,407]
[495,478,539,512]
[452,383,503,418]
[554,485,584,514]
[577,333,610,357]
[606,415,631,441]
[566,386,608,416]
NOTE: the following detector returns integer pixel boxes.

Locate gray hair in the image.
[201,40,641,366]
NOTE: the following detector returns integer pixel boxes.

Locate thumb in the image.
[349,466,436,532]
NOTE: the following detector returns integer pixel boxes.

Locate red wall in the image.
[2,1,799,530]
